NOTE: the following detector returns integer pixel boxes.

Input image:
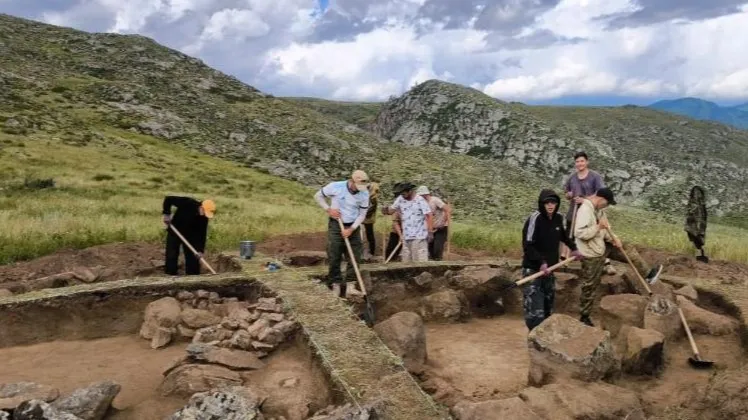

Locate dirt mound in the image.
[0,242,240,295]
[638,247,748,285]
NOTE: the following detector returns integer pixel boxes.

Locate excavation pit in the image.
[357,263,748,419]
[0,242,242,297]
[0,276,342,420]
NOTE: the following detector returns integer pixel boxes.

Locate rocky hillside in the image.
[373,80,748,218]
[0,13,551,223]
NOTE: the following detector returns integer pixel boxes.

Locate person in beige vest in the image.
[574,188,663,327]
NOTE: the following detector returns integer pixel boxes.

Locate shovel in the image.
[497,258,577,293]
[337,218,376,327]
[677,306,714,369]
[384,240,403,264]
[168,224,217,275]
[696,248,709,264]
[602,218,658,292]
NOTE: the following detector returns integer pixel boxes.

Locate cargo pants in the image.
[326,218,363,297]
[579,242,651,318]
[521,267,556,331]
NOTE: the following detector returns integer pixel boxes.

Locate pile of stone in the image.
[0,381,120,420]
[139,289,298,355]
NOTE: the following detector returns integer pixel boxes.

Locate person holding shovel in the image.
[521,189,584,331]
[162,196,216,276]
[416,186,451,261]
[574,188,663,326]
[382,182,433,262]
[314,170,370,298]
[384,182,406,261]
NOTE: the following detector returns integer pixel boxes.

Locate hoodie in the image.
[522,189,577,270]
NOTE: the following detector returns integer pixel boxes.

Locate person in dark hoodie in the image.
[162,196,216,276]
[521,189,583,330]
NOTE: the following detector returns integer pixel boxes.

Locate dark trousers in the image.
[385,231,401,261]
[428,226,448,260]
[165,229,201,275]
[522,267,556,331]
[327,218,363,297]
[363,223,376,255]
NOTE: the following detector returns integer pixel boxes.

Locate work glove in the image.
[540,262,550,276]
[571,250,584,261]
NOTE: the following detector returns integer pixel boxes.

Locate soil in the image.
[0,334,333,420]
[638,247,748,285]
[0,242,240,295]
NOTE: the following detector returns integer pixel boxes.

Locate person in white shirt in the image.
[314,170,370,297]
[382,182,433,262]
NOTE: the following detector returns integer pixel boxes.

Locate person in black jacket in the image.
[521,189,583,330]
[162,196,216,275]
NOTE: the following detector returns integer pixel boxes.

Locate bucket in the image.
[239,240,256,259]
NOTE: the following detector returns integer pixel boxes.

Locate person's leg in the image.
[412,239,429,262]
[427,238,435,260]
[364,223,376,256]
[326,219,344,289]
[184,231,204,275]
[521,268,546,331]
[385,232,399,260]
[579,255,606,326]
[432,227,447,260]
[401,240,413,262]
[344,225,364,292]
[164,230,180,275]
[542,274,556,320]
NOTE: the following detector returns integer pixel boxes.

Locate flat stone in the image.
[622,327,665,375]
[0,382,59,410]
[52,381,121,420]
[373,312,427,373]
[181,308,222,329]
[139,297,182,340]
[674,285,698,301]
[599,294,648,338]
[151,327,174,349]
[159,364,242,397]
[519,380,645,420]
[643,296,682,341]
[186,343,265,370]
[676,295,739,336]
[452,397,538,420]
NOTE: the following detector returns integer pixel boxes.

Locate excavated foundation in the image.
[0,275,342,420]
[358,262,748,420]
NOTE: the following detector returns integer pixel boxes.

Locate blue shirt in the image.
[320,181,370,224]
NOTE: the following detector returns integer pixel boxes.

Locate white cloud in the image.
[6,0,748,102]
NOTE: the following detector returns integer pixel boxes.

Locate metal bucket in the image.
[239,240,256,259]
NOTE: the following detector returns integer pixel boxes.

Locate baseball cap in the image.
[595,188,616,205]
[351,170,369,192]
[415,185,430,196]
[201,199,216,218]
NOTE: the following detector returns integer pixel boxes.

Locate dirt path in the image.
[0,335,189,419]
[424,316,530,400]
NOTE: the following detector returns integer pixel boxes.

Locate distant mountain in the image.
[649,98,748,129]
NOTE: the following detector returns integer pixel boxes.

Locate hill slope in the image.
[373,80,748,218]
[649,98,748,130]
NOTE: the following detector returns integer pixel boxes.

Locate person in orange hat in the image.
[162,196,215,275]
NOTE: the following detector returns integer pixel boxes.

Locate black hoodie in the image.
[521,189,577,270]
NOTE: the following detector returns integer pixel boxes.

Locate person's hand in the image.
[613,237,623,249]
[574,196,584,204]
[540,263,550,276]
[598,219,610,230]
[195,252,203,259]
[163,214,171,226]
[326,208,341,219]
[571,250,584,261]
[342,228,353,238]
[566,191,574,199]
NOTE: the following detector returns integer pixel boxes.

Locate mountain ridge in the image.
[649,97,748,130]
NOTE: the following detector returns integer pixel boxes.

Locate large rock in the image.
[449,266,514,302]
[0,382,59,410]
[622,327,665,376]
[519,381,645,420]
[599,294,647,338]
[676,295,739,336]
[601,274,630,295]
[372,312,427,373]
[552,272,580,314]
[452,397,539,420]
[51,381,120,420]
[140,297,182,340]
[419,289,470,322]
[643,296,682,341]
[527,314,620,386]
[181,308,222,329]
[169,386,265,420]
[13,400,82,420]
[159,364,242,397]
[185,343,265,370]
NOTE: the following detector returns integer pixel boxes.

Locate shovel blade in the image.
[361,297,376,327]
[688,356,714,369]
[696,255,709,263]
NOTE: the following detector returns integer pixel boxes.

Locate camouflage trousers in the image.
[521,267,556,331]
[579,242,651,317]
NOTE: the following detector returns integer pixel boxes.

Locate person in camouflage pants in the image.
[521,189,582,331]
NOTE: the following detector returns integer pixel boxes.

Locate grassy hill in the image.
[2,13,748,265]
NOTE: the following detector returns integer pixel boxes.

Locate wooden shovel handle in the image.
[677,306,701,359]
[384,240,403,264]
[337,218,368,296]
[603,220,652,295]
[168,224,217,274]
[515,258,576,287]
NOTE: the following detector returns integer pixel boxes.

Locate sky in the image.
[2,0,748,105]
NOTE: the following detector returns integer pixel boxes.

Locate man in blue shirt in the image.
[314,170,371,297]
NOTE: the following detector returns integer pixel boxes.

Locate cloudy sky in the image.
[2,0,748,105]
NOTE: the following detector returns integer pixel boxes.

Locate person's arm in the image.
[350,194,369,230]
[574,204,601,241]
[315,183,341,218]
[162,196,192,225]
[522,212,546,263]
[443,200,452,226]
[559,216,577,251]
[563,176,574,199]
